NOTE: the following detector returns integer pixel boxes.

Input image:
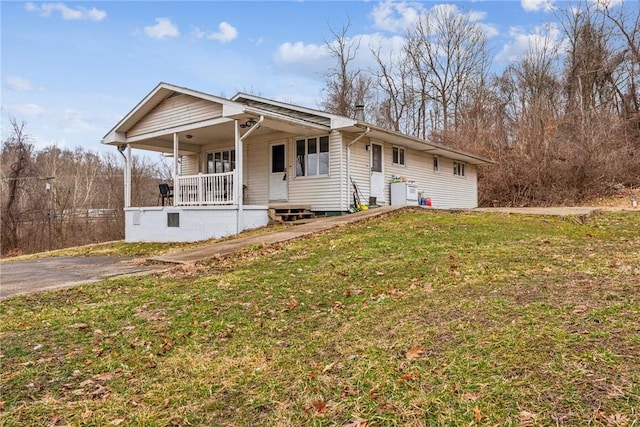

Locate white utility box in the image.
[391,182,419,206]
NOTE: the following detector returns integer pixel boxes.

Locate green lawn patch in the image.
[1,210,638,426]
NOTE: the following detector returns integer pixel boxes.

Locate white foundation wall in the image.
[124,206,269,242]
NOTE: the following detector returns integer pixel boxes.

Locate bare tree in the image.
[404,5,489,133]
[1,119,36,254]
[321,22,372,119]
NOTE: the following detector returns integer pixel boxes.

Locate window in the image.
[296,136,329,177]
[167,212,180,227]
[433,156,439,172]
[453,161,465,177]
[392,146,405,166]
[207,149,235,174]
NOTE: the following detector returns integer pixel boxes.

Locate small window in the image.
[392,146,405,166]
[453,161,465,177]
[167,212,180,227]
[296,135,329,177]
[433,156,439,172]
[207,149,235,174]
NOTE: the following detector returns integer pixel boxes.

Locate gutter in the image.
[345,127,370,212]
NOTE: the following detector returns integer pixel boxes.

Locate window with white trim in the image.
[433,156,439,172]
[296,136,329,177]
[392,146,405,166]
[207,149,235,174]
[453,161,465,177]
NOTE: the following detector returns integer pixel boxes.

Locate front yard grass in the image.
[1,210,638,426]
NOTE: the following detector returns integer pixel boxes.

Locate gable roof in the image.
[102,82,493,165]
[102,82,244,144]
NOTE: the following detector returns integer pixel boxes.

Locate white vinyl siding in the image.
[348,141,478,210]
[288,130,343,211]
[181,154,200,175]
[346,135,373,211]
[128,94,223,137]
[244,138,270,205]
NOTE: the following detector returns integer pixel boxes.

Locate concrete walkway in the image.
[151,205,402,264]
[474,206,602,216]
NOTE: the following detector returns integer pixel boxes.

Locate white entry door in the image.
[269,143,288,201]
[370,142,385,202]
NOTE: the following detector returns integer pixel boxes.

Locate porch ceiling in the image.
[124,114,329,155]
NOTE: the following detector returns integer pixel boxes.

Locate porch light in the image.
[240,118,258,128]
[117,144,127,153]
[186,134,193,139]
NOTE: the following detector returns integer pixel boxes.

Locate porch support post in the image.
[234,120,242,233]
[173,133,178,207]
[125,144,132,208]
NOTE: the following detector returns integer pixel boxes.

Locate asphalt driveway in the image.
[0,256,166,300]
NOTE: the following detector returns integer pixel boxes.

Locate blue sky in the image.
[1,0,630,153]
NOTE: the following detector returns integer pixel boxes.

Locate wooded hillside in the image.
[321,1,639,206]
[0,119,169,256]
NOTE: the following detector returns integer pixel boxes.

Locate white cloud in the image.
[193,22,238,43]
[7,103,46,117]
[4,76,35,92]
[24,2,106,21]
[370,0,424,33]
[60,108,96,133]
[144,18,179,39]
[521,0,556,12]
[495,24,563,64]
[274,41,329,65]
[208,22,238,43]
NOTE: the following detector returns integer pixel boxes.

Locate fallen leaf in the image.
[322,361,337,373]
[605,413,629,426]
[310,398,327,414]
[90,384,109,397]
[406,344,425,360]
[110,419,125,425]
[0,401,5,410]
[400,371,420,381]
[81,409,93,419]
[375,271,384,276]
[93,371,117,382]
[284,300,298,312]
[461,392,479,402]
[70,323,89,330]
[343,418,368,427]
[519,410,538,426]
[161,339,173,352]
[473,406,482,421]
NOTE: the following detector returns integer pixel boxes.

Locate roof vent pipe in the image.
[355,104,365,121]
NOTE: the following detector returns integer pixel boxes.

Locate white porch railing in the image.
[175,172,234,206]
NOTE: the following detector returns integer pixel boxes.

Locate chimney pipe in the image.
[355,104,365,121]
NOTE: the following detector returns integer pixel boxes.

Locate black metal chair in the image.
[158,183,173,206]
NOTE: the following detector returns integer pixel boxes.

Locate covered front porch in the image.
[101,83,331,242]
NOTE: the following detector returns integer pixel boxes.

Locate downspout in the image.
[117,144,130,208]
[346,127,370,212]
[236,115,264,234]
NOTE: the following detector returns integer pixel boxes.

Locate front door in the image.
[269,142,288,201]
[370,142,385,203]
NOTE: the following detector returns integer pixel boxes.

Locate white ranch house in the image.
[102,82,493,242]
